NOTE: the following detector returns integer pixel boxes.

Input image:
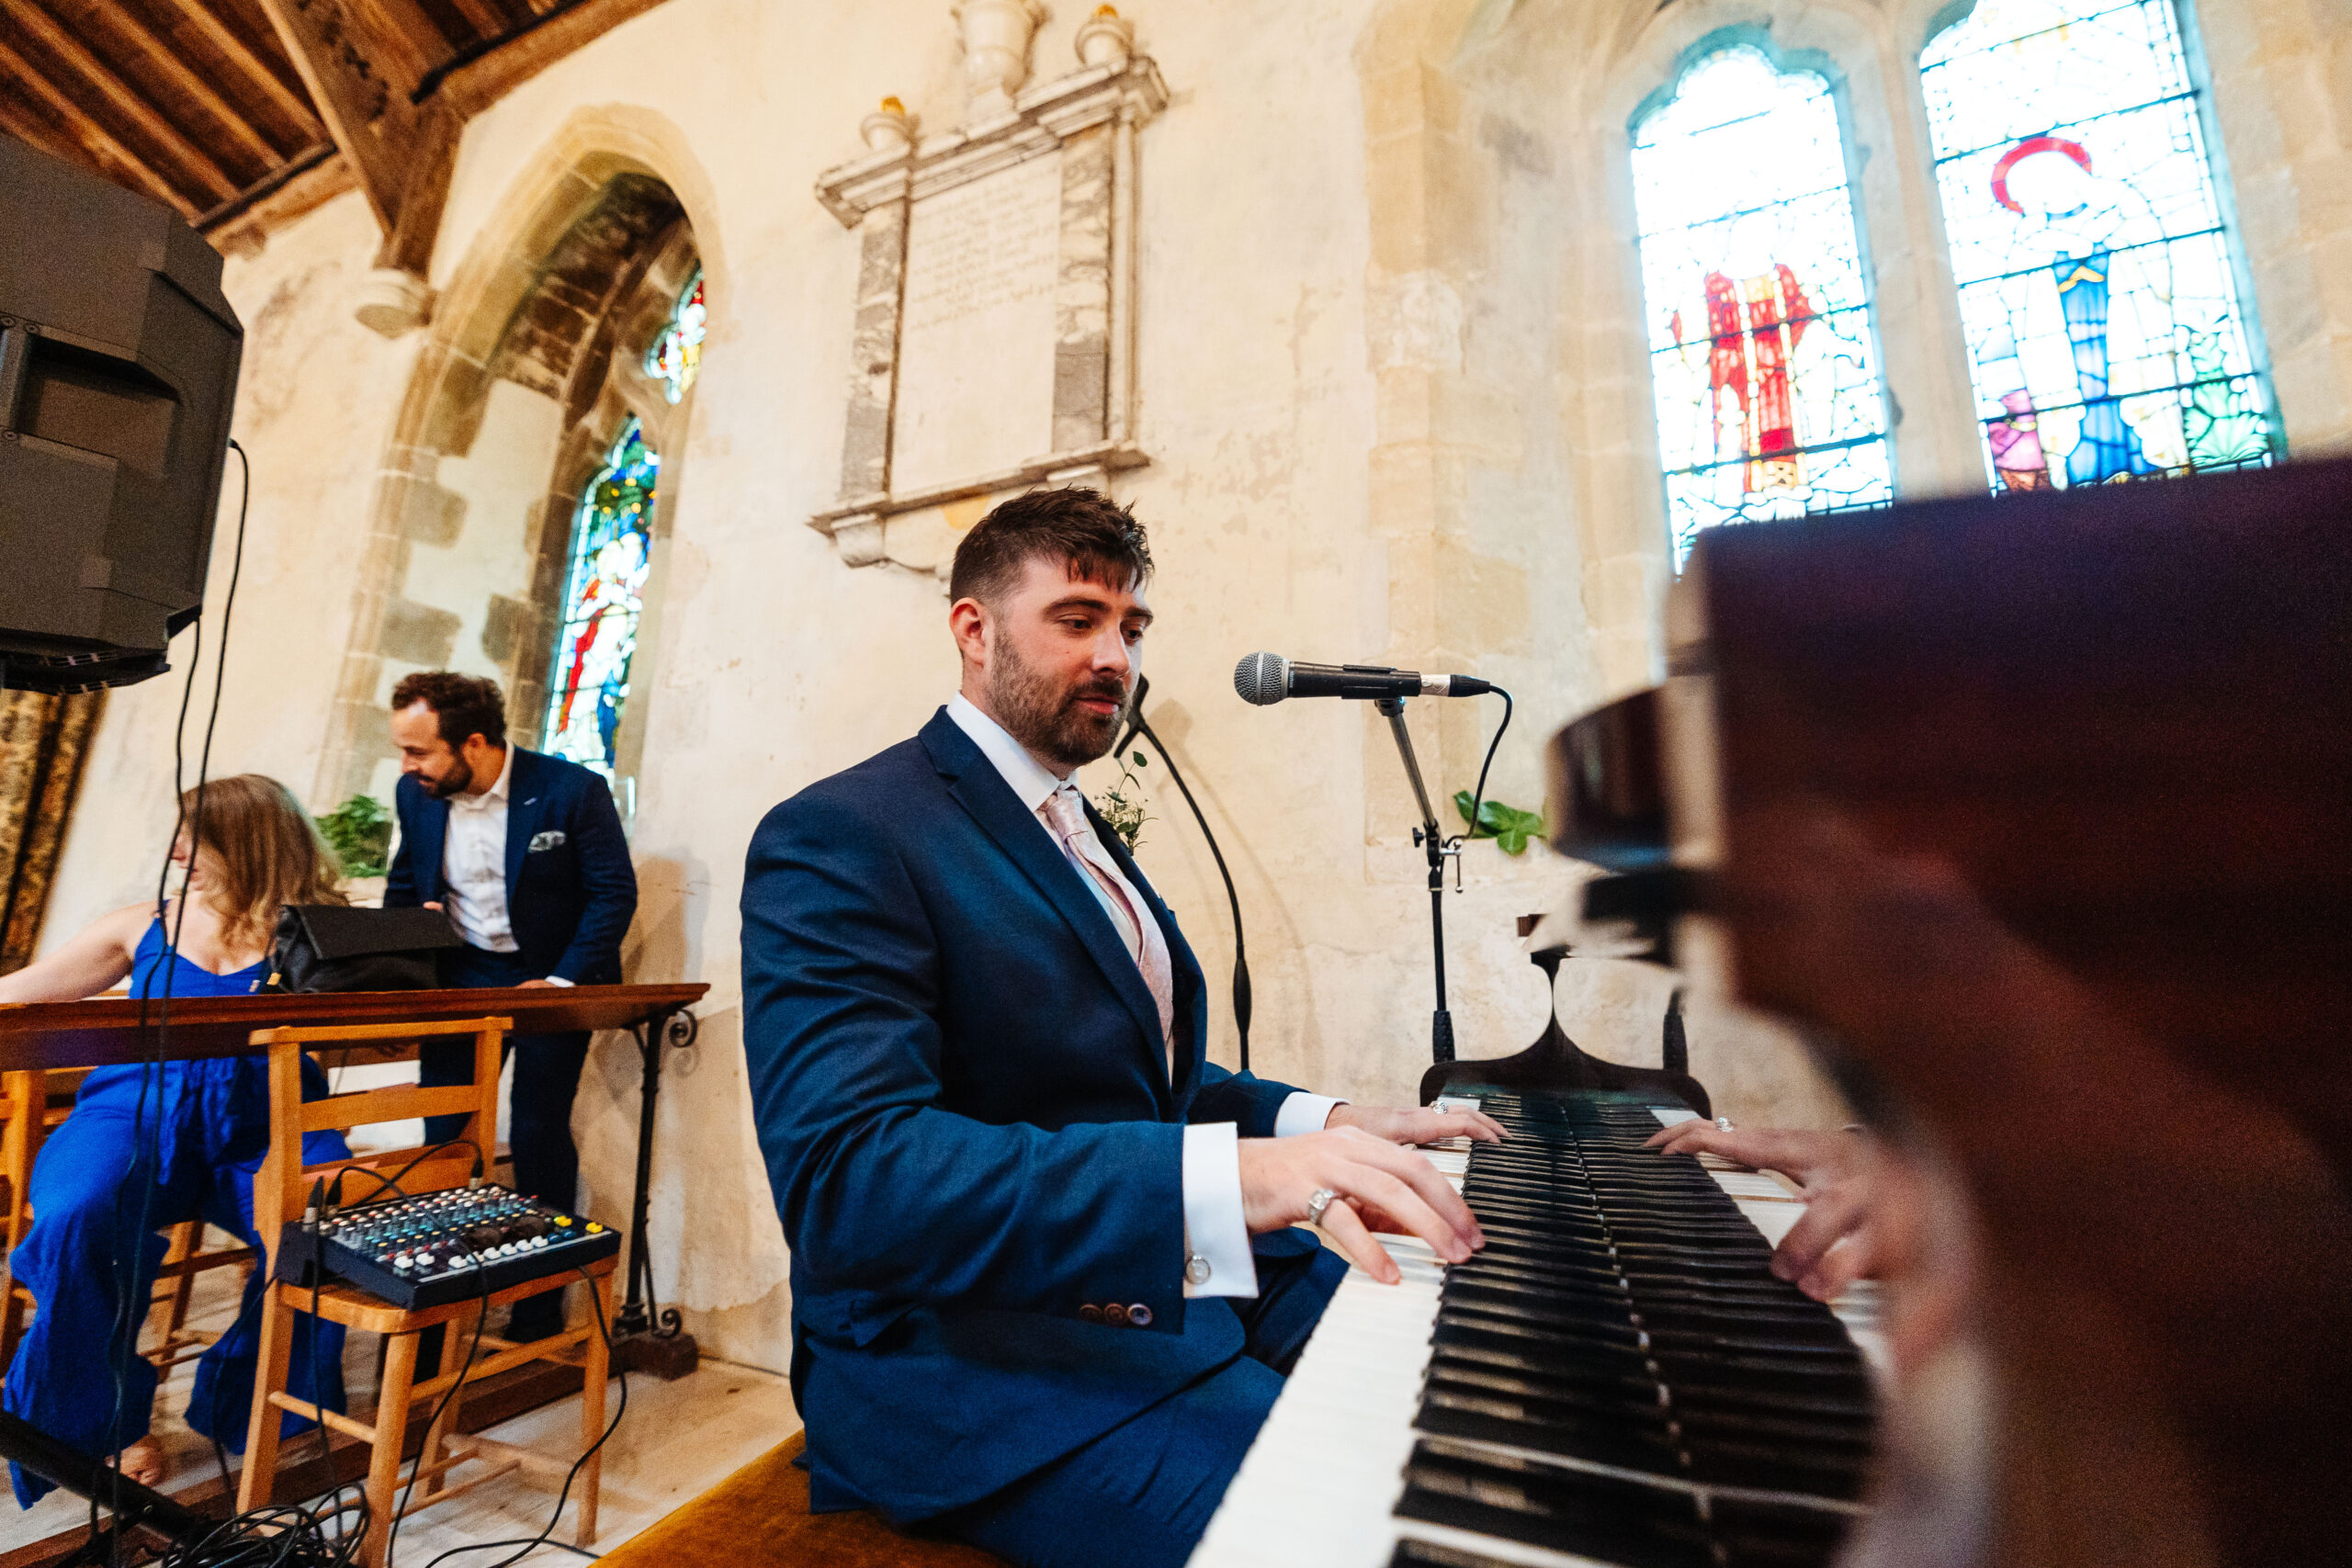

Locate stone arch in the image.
[315,108,719,808]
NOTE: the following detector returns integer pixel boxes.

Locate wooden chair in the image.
[0,1069,254,1381]
[0,1070,41,1368]
[238,1017,615,1568]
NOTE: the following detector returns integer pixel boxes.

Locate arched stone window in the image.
[1629,39,1894,566]
[321,159,705,819]
[1920,0,2279,491]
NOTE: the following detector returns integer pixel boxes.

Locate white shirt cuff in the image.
[1180,1122,1256,1299]
[542,976,576,987]
[1274,1092,1345,1138]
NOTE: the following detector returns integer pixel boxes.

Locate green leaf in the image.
[1453,790,1544,854]
[1132,750,1149,768]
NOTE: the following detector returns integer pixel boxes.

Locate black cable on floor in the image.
[417,1267,627,1568]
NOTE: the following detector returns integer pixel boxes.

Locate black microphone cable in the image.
[1111,678,1255,1071]
[1444,686,1515,879]
[89,435,253,1564]
[418,1265,627,1568]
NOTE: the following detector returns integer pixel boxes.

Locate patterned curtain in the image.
[0,690,105,974]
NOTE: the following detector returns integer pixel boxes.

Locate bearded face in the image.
[988,621,1132,769]
[420,751,476,800]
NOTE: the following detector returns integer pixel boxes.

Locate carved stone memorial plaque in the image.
[891,152,1063,495]
[808,8,1167,574]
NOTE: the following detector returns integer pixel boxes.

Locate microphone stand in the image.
[1376,695,1456,1064]
[1114,678,1255,1071]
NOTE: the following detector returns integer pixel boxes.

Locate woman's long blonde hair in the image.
[177,774,347,952]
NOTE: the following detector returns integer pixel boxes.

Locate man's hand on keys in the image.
[1237,1125,1487,1284]
[1327,1103,1509,1146]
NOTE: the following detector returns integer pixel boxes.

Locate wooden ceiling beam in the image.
[0,31,197,214]
[434,0,671,118]
[344,0,457,96]
[153,0,319,131]
[443,0,511,38]
[81,0,285,166]
[0,84,86,166]
[252,0,420,233]
[0,0,238,201]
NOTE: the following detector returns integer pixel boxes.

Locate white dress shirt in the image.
[437,749,571,985]
[442,748,518,953]
[946,695,1340,1298]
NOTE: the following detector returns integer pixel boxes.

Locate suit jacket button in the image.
[1079,1304,1102,1323]
[1126,1303,1153,1328]
[1102,1303,1128,1326]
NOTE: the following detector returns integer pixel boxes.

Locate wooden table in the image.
[0,983,709,1361]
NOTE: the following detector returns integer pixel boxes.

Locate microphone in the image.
[1233,651,1495,705]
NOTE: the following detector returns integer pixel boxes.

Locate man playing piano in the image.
[741,488,1498,1568]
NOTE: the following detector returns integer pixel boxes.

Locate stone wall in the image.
[38,0,2352,1377]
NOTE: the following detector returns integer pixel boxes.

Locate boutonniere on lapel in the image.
[527,829,568,853]
[1091,751,1152,854]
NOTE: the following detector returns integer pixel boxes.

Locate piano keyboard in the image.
[1191,1090,1877,1568]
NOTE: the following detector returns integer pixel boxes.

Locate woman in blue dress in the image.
[0,774,353,1503]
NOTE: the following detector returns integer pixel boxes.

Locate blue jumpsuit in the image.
[4,920,351,1506]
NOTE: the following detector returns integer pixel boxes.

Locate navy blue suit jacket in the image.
[741,708,1314,1520]
[386,747,638,984]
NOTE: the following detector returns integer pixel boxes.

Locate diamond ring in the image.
[1305,1188,1337,1228]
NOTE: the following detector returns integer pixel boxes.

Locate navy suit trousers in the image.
[419,944,592,1220]
[926,1243,1346,1568]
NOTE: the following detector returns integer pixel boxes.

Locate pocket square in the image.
[527,829,567,852]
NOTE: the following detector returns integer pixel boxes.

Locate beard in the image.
[423,755,474,800]
[989,637,1130,770]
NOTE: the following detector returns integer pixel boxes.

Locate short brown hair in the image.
[947,487,1153,606]
[391,670,508,749]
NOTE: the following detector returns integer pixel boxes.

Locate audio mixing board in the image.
[276,1185,621,1310]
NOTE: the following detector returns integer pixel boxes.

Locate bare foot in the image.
[109,1436,164,1489]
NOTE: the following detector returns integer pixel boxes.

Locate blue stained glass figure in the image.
[1631,44,1894,568]
[1920,0,2277,491]
[543,417,655,777]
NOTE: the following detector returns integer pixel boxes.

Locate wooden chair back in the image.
[249,1017,509,1259]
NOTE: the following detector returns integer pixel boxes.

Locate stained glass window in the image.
[1920,0,2276,492]
[1631,44,1893,567]
[643,267,706,404]
[542,417,656,777]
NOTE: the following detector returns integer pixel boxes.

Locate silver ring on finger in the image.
[1305,1188,1337,1228]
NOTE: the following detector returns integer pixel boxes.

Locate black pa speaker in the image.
[0,138,243,693]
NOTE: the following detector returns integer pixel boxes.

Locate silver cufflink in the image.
[1184,1252,1211,1285]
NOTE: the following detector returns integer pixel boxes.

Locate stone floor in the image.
[0,1235,799,1565]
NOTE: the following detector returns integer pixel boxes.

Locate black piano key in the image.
[1385,1540,1524,1568]
[1681,1434,1873,1500]
[1443,1280,1640,1329]
[1652,1351,1874,1401]
[1395,1439,1715,1568]
[1417,1376,1686,1472]
[1667,1379,1877,1427]
[1710,1495,1863,1568]
[1423,1349,1666,1408]
[1431,1314,1656,1368]
[1436,1303,1644,1353]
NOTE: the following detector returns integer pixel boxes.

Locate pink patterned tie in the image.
[1041,787,1175,1056]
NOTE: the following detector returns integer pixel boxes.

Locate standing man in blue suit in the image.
[741,489,1505,1568]
[387,670,639,1341]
